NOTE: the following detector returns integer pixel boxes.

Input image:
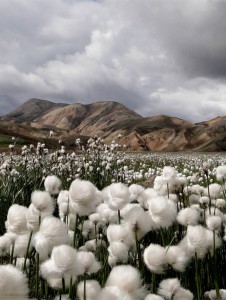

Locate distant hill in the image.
[35,101,141,132]
[1,98,226,151]
[6,98,67,121]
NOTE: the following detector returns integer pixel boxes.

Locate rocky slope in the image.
[6,98,67,121]
[1,98,226,151]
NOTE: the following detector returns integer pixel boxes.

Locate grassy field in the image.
[0,139,226,299]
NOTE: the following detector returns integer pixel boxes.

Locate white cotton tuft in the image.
[96,203,109,214]
[145,295,164,300]
[26,203,51,232]
[16,257,30,271]
[44,175,61,194]
[33,216,70,260]
[204,183,222,199]
[190,184,205,195]
[104,182,131,211]
[32,232,50,261]
[13,233,32,258]
[105,265,147,299]
[107,241,129,266]
[100,208,118,224]
[153,176,168,196]
[215,198,226,209]
[206,215,222,231]
[51,244,82,276]
[89,213,101,225]
[0,234,12,256]
[167,194,178,203]
[54,295,70,300]
[203,289,226,300]
[0,264,29,297]
[81,220,95,239]
[77,280,101,300]
[148,196,177,228]
[41,259,63,281]
[6,204,28,235]
[69,178,97,204]
[154,166,180,195]
[205,229,222,255]
[220,290,226,299]
[57,190,69,205]
[31,190,54,213]
[82,239,103,252]
[188,194,200,205]
[76,251,101,275]
[27,189,55,231]
[205,207,224,220]
[57,190,69,218]
[165,245,190,272]
[69,179,99,216]
[107,223,135,250]
[137,188,159,209]
[177,207,200,226]
[67,213,77,231]
[97,286,134,300]
[162,166,178,180]
[173,287,194,299]
[180,225,209,259]
[123,206,152,240]
[157,278,181,299]
[143,244,167,274]
[59,202,69,218]
[204,290,215,299]
[199,196,209,205]
[120,203,141,218]
[216,165,226,181]
[40,258,77,289]
[129,184,145,202]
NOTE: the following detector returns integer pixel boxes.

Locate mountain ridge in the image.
[1,98,226,151]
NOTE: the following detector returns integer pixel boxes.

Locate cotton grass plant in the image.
[1,139,226,298]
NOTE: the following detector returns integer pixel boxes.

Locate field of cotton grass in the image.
[1,137,226,299]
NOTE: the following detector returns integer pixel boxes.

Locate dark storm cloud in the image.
[148,0,226,78]
[0,0,226,122]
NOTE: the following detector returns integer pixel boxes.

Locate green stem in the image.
[84,274,87,300]
[10,242,15,264]
[151,272,156,294]
[36,252,40,297]
[135,230,142,270]
[45,281,48,299]
[167,182,169,199]
[23,230,33,273]
[69,277,73,299]
[73,215,78,248]
[62,277,66,294]
[160,228,165,247]
[95,224,97,244]
[206,173,211,214]
[213,231,220,298]
[118,210,121,224]
[165,235,176,253]
[195,252,201,300]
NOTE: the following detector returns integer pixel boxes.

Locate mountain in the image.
[35,101,141,132]
[1,98,226,152]
[5,98,67,121]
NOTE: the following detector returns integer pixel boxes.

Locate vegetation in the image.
[0,137,226,299]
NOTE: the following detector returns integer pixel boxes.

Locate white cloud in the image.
[147,80,226,122]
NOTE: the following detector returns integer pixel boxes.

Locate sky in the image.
[0,0,226,122]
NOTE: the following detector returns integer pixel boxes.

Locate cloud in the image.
[0,0,226,122]
[147,79,226,122]
[145,0,226,78]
